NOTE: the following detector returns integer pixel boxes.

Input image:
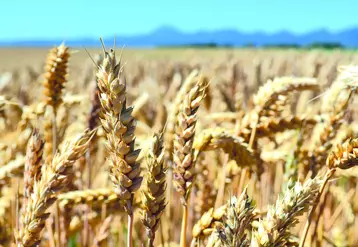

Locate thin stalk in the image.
[147,239,152,247]
[248,118,258,149]
[159,220,165,247]
[16,182,20,235]
[84,150,92,246]
[238,168,248,197]
[323,234,338,247]
[326,188,355,230]
[86,150,92,189]
[188,189,195,238]
[55,202,62,247]
[215,155,228,209]
[52,110,61,247]
[311,185,330,243]
[299,168,336,247]
[180,205,188,247]
[127,213,134,247]
[83,212,89,247]
[166,163,173,241]
[46,217,56,247]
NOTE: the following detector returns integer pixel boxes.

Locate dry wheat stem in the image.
[43,106,54,163]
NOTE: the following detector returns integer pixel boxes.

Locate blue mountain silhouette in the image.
[2,26,358,47]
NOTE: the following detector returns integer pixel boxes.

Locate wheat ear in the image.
[310,75,354,174]
[16,129,94,247]
[300,138,358,246]
[238,77,318,146]
[42,43,70,113]
[96,41,142,247]
[23,130,44,199]
[206,190,254,247]
[173,74,207,247]
[193,127,257,171]
[240,115,317,142]
[42,43,70,167]
[164,70,202,163]
[141,133,167,247]
[253,177,322,247]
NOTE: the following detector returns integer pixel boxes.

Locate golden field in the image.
[0,45,358,247]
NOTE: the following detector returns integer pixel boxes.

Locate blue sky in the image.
[1,0,358,40]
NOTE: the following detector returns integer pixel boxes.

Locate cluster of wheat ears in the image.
[0,41,358,247]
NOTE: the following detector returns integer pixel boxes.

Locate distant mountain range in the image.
[2,26,358,48]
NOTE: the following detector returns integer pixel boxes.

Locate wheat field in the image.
[0,43,358,247]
